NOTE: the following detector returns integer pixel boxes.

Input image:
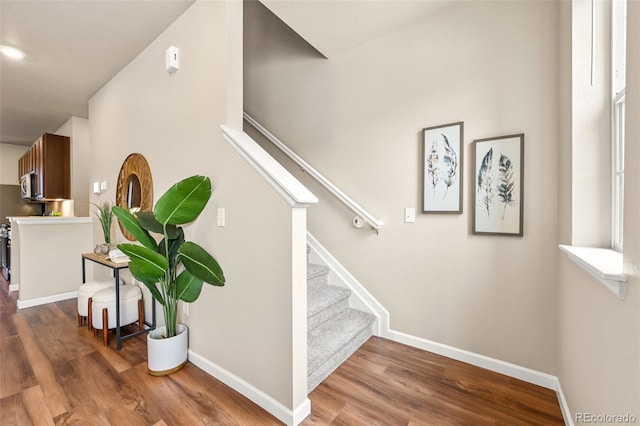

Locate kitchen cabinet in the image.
[18,133,70,200]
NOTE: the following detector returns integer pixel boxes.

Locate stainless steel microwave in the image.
[20,172,36,199]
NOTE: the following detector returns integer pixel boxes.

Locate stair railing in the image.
[243,112,384,233]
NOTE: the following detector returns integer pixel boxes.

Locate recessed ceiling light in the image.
[0,45,26,59]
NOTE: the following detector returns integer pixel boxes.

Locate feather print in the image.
[426,140,441,198]
[477,147,494,217]
[441,134,457,199]
[497,153,516,220]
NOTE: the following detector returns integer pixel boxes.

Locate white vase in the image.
[147,324,188,376]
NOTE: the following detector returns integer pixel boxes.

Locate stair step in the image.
[307,309,375,392]
[307,263,330,290]
[307,285,351,331]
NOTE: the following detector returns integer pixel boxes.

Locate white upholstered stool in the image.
[90,285,144,346]
[77,279,122,328]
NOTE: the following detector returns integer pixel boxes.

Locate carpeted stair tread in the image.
[305,257,376,393]
[308,285,351,318]
[307,308,374,392]
[308,263,329,280]
[308,308,375,374]
[307,263,330,290]
[307,285,352,331]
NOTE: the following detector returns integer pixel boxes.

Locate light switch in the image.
[92,182,101,194]
[404,208,416,223]
[217,208,225,227]
[100,181,108,191]
[166,45,179,73]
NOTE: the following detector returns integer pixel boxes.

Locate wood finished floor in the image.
[0,276,564,425]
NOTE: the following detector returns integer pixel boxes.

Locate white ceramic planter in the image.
[147,324,188,376]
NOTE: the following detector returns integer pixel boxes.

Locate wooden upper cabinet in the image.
[18,156,25,179]
[27,146,33,173]
[17,133,70,200]
[40,134,70,199]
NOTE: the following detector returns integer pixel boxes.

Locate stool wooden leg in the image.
[138,299,144,331]
[102,308,109,346]
[88,297,93,331]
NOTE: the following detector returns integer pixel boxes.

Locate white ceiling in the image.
[1,0,457,147]
[0,0,194,146]
[260,0,458,58]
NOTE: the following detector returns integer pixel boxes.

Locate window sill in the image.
[559,245,627,300]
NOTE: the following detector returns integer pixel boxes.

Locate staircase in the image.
[307,256,375,392]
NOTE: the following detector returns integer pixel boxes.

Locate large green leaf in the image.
[112,206,158,251]
[127,262,165,306]
[159,227,185,270]
[117,243,168,280]
[137,212,179,239]
[178,242,225,286]
[175,269,204,302]
[154,176,212,226]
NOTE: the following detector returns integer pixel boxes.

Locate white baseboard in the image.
[387,329,558,389]
[8,283,19,293]
[556,381,574,426]
[17,290,77,310]
[188,349,311,426]
[386,329,572,424]
[291,398,312,426]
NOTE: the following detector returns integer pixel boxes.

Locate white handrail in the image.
[243,112,384,232]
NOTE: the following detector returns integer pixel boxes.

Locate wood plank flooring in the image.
[0,275,564,425]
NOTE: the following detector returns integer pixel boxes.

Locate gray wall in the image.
[245,0,560,374]
[88,0,304,413]
[0,185,42,224]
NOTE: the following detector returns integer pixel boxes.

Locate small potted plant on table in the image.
[91,200,114,254]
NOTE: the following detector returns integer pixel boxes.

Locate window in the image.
[612,89,625,251]
[611,0,626,251]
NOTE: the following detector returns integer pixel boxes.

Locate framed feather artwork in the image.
[472,133,524,236]
[422,122,464,213]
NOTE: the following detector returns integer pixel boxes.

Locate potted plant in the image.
[112,175,225,375]
[91,200,114,254]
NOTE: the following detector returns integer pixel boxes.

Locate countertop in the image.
[8,216,92,225]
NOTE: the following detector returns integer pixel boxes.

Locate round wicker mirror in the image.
[116,153,153,241]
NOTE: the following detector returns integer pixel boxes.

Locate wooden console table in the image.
[81,252,156,350]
